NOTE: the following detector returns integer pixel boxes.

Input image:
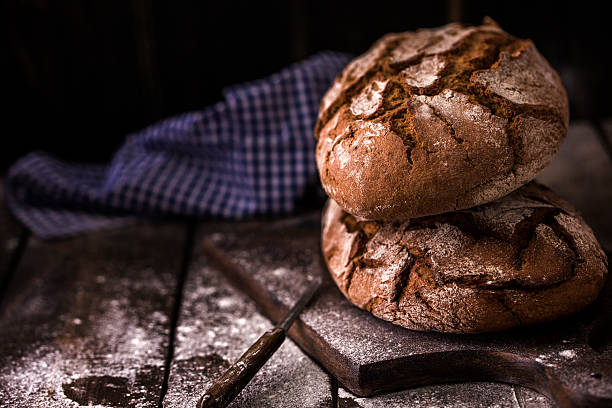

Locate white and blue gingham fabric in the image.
[5,52,351,238]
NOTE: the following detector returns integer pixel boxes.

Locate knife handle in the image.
[197,327,286,408]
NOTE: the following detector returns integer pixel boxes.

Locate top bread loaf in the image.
[315,19,569,220]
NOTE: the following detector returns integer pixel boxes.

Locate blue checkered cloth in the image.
[5,52,350,238]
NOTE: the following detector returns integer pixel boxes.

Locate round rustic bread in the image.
[321,183,607,333]
[315,19,569,220]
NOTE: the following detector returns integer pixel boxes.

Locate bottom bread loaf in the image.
[321,183,608,333]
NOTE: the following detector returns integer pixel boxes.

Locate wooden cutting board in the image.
[201,213,612,408]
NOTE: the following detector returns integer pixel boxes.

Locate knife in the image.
[197,277,321,408]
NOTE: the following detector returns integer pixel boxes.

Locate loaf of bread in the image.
[321,183,607,333]
[316,19,569,220]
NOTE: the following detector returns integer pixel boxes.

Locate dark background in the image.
[1,0,610,171]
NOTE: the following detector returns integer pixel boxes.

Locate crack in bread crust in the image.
[317,26,565,138]
[316,20,569,220]
[344,207,575,292]
[322,183,608,333]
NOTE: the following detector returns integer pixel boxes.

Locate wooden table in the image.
[1,121,611,407]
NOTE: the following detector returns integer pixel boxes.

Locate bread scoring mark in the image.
[388,21,502,67]
[397,202,578,292]
[496,295,523,325]
[314,33,405,138]
[390,251,415,303]
[349,79,389,117]
[327,119,359,173]
[316,20,569,220]
[388,29,438,66]
[316,20,566,143]
[402,55,446,88]
[474,42,569,124]
[388,109,417,165]
[430,90,507,148]
[415,89,511,176]
[423,25,477,55]
[321,183,608,333]
[416,32,526,178]
[512,208,564,270]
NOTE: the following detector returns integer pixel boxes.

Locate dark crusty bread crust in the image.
[315,19,569,220]
[321,183,607,333]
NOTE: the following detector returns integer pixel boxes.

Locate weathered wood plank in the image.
[201,215,611,407]
[0,222,186,407]
[537,121,612,250]
[338,383,552,408]
[163,226,333,408]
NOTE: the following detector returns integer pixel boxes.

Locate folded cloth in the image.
[5,52,350,238]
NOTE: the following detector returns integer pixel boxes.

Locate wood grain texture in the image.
[162,226,333,408]
[0,222,186,407]
[201,214,611,407]
[338,383,551,408]
[537,121,612,251]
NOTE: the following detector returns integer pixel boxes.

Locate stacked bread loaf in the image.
[316,19,608,333]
